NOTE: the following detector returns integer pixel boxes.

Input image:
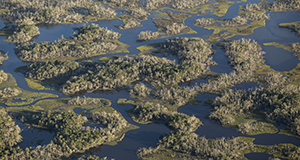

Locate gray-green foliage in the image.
[243,0,300,12]
[137,30,159,41]
[0,87,22,98]
[197,71,255,93]
[6,110,131,159]
[194,18,215,26]
[0,109,22,157]
[268,144,300,159]
[209,73,300,136]
[15,24,120,61]
[138,132,253,159]
[281,24,300,37]
[222,39,265,72]
[16,41,117,61]
[0,0,116,43]
[0,0,116,24]
[25,60,85,81]
[291,42,300,58]
[60,37,214,95]
[6,18,40,43]
[72,23,121,41]
[222,16,248,26]
[143,0,209,11]
[133,102,202,132]
[0,70,8,84]
[68,96,105,106]
[238,122,270,134]
[130,83,197,106]
[197,39,264,93]
[164,23,188,35]
[122,7,149,20]
[119,19,141,30]
[61,55,180,95]
[78,155,111,160]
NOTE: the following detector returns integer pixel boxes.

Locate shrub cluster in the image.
[171,0,209,10]
[0,70,8,84]
[0,109,22,158]
[243,0,300,13]
[132,102,202,132]
[222,16,248,26]
[6,18,40,43]
[122,7,150,20]
[130,83,197,106]
[0,0,116,24]
[209,73,300,136]
[72,23,121,41]
[194,18,215,26]
[6,110,131,159]
[142,0,209,11]
[0,0,116,43]
[137,30,159,41]
[117,19,141,30]
[67,96,108,107]
[197,71,255,93]
[78,155,111,160]
[268,144,300,159]
[15,24,120,61]
[22,37,214,95]
[137,132,253,159]
[25,60,85,81]
[0,87,22,98]
[291,43,300,58]
[163,23,188,35]
[280,24,300,37]
[16,41,117,61]
[222,39,265,72]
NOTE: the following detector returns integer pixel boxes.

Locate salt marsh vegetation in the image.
[1,107,136,159]
[209,74,300,136]
[15,24,124,61]
[243,0,300,12]
[1,0,300,158]
[21,37,215,95]
[142,0,209,11]
[115,18,141,30]
[0,0,117,43]
[137,30,159,41]
[279,21,300,37]
[138,132,254,159]
[194,5,270,42]
[0,109,22,158]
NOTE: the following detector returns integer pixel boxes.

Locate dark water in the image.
[0,0,300,159]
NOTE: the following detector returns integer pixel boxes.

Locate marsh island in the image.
[1,0,300,159]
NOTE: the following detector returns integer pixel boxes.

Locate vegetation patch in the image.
[0,109,22,158]
[279,21,300,37]
[15,24,128,62]
[1,109,137,159]
[137,43,161,54]
[116,7,149,30]
[195,13,269,43]
[152,11,196,38]
[0,72,57,106]
[0,0,117,43]
[138,133,255,160]
[6,97,111,114]
[209,73,300,137]
[24,78,48,90]
[20,37,215,95]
